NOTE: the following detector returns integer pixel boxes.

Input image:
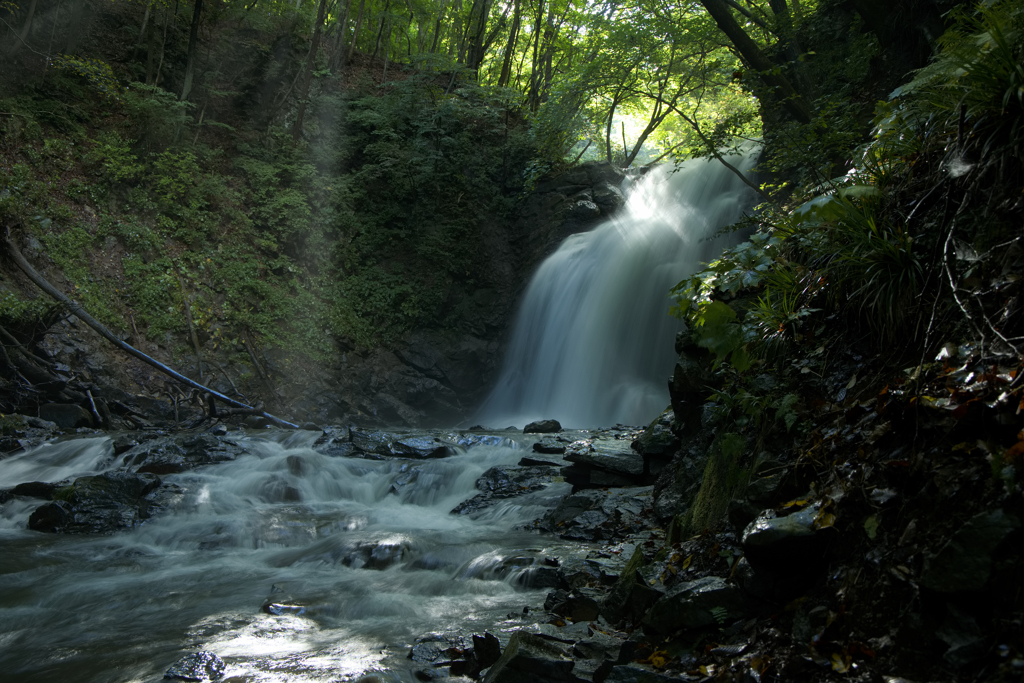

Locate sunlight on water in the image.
[0,431,584,682]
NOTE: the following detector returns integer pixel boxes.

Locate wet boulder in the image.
[451,465,556,515]
[312,426,362,458]
[545,589,601,622]
[474,632,503,669]
[11,481,61,499]
[541,487,651,541]
[390,436,458,459]
[631,409,679,478]
[643,576,747,634]
[591,181,626,211]
[120,433,249,474]
[28,471,161,534]
[601,663,685,682]
[524,420,562,434]
[741,506,830,572]
[343,539,410,569]
[344,428,459,459]
[560,438,650,490]
[164,650,226,681]
[602,548,663,626]
[532,439,567,455]
[482,631,577,683]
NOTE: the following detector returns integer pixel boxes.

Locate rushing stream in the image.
[476,154,758,428]
[0,431,585,682]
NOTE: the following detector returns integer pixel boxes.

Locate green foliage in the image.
[51,56,122,100]
[85,132,143,184]
[121,84,193,152]
[896,0,1024,156]
[0,289,51,325]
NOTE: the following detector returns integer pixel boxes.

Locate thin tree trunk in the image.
[137,1,152,47]
[154,6,171,86]
[371,0,391,60]
[9,0,38,55]
[346,0,366,63]
[174,267,203,381]
[145,9,157,84]
[428,0,447,54]
[328,0,352,71]
[292,0,328,140]
[180,0,204,101]
[497,0,520,87]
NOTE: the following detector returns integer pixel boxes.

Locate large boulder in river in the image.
[118,433,249,474]
[28,471,161,534]
[451,465,557,515]
[524,420,562,433]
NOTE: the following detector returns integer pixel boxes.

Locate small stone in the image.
[473,632,502,668]
[164,651,225,681]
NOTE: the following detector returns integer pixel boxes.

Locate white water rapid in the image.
[0,432,579,683]
[476,155,758,429]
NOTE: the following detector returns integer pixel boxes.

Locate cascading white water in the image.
[0,433,575,683]
[476,154,758,429]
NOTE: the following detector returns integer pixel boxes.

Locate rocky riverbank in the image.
[4,359,1021,683]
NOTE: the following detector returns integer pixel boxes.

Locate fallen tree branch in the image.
[2,235,298,429]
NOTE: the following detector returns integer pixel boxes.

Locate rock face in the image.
[28,471,162,534]
[37,403,93,428]
[643,576,747,633]
[920,509,1020,593]
[451,465,558,515]
[118,433,250,474]
[560,437,652,490]
[314,427,462,460]
[540,487,651,541]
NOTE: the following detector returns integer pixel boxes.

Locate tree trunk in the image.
[525,0,545,110]
[180,0,204,101]
[346,0,366,63]
[9,0,38,55]
[371,0,391,61]
[292,0,328,140]
[464,0,492,73]
[144,8,158,84]
[328,0,352,71]
[428,0,447,54]
[497,0,521,87]
[699,0,812,124]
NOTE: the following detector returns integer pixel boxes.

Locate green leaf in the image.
[864,515,880,540]
[719,432,746,460]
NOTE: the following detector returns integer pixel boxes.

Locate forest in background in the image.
[0,0,1020,418]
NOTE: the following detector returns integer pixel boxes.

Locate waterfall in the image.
[476,154,758,429]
